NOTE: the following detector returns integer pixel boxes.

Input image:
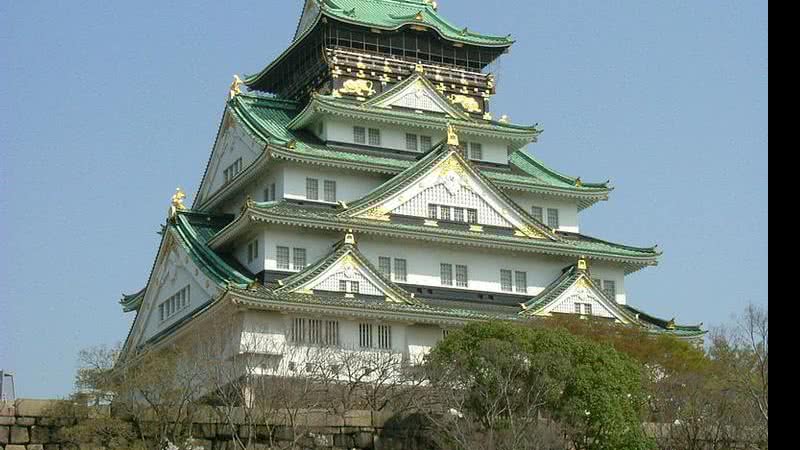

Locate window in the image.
[531,206,544,223]
[293,248,307,270]
[159,285,190,322]
[340,280,359,294]
[515,271,527,294]
[325,320,340,346]
[354,126,366,144]
[223,158,243,184]
[547,208,560,229]
[584,304,593,316]
[467,209,478,224]
[440,206,451,221]
[324,180,337,202]
[456,265,469,288]
[603,280,617,300]
[291,318,306,343]
[359,323,373,348]
[428,204,438,219]
[501,269,513,292]
[379,257,392,278]
[453,207,464,223]
[420,135,433,151]
[264,183,277,202]
[440,263,453,286]
[442,328,450,340]
[574,303,582,314]
[368,128,381,146]
[276,246,290,270]
[469,142,483,161]
[406,133,418,151]
[394,259,407,282]
[309,319,323,345]
[377,325,392,350]
[247,240,259,264]
[306,178,319,200]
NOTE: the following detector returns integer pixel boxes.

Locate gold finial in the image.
[168,188,187,219]
[287,139,297,149]
[447,124,460,146]
[577,258,588,271]
[229,75,243,100]
[344,231,356,245]
[415,62,425,73]
[415,11,424,21]
[424,0,438,10]
[575,177,583,187]
[499,114,509,123]
[666,318,677,330]
[483,112,493,121]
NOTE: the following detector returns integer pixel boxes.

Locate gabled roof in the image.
[624,305,706,337]
[225,93,610,203]
[362,73,472,119]
[521,263,640,324]
[342,142,559,240]
[275,232,421,305]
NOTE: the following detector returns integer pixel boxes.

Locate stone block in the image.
[5,445,27,450]
[27,444,45,450]
[333,433,355,448]
[16,417,36,426]
[309,432,333,447]
[353,431,374,448]
[0,416,14,425]
[15,400,58,418]
[30,425,51,443]
[45,445,62,450]
[1,425,9,443]
[10,425,30,444]
[343,410,371,427]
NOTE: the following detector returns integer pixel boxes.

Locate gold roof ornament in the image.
[415,11,424,21]
[577,258,588,271]
[499,114,509,123]
[228,75,243,100]
[666,318,677,330]
[447,124,460,146]
[415,62,425,73]
[424,0,439,10]
[168,188,187,220]
[575,177,583,187]
[345,231,356,245]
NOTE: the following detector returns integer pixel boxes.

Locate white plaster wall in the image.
[238,225,628,302]
[281,164,388,203]
[323,118,510,164]
[508,192,580,233]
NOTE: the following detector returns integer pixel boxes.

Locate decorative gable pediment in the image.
[348,149,556,240]
[524,268,637,324]
[368,75,468,119]
[276,234,417,305]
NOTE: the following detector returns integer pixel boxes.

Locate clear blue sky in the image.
[0,1,767,398]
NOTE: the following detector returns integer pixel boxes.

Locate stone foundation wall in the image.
[0,399,427,450]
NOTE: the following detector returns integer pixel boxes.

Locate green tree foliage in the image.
[425,321,654,450]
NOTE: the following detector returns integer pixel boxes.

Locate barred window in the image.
[324,180,337,202]
[420,135,433,151]
[514,271,527,294]
[531,206,544,223]
[379,257,392,278]
[247,240,259,263]
[574,303,582,314]
[291,318,306,343]
[306,178,319,200]
[309,319,323,345]
[340,280,359,293]
[500,269,513,292]
[223,158,243,184]
[394,259,407,282]
[406,133,418,151]
[377,325,392,350]
[456,265,468,288]
[440,206,451,221]
[353,126,366,144]
[325,320,340,346]
[603,280,616,300]
[276,246,290,270]
[547,208,560,229]
[339,280,348,293]
[440,263,453,286]
[467,209,478,224]
[270,183,276,201]
[352,281,360,294]
[453,207,464,222]
[359,323,373,348]
[584,304,593,316]
[368,128,381,146]
[293,248,307,270]
[428,204,438,219]
[469,142,483,161]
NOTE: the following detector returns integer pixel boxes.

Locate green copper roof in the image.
[624,305,706,337]
[120,288,146,313]
[315,0,514,47]
[227,93,611,203]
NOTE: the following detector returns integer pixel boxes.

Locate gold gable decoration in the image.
[449,94,482,113]
[361,206,391,221]
[434,153,467,179]
[447,124,460,146]
[514,225,547,240]
[339,79,376,97]
[168,188,187,220]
